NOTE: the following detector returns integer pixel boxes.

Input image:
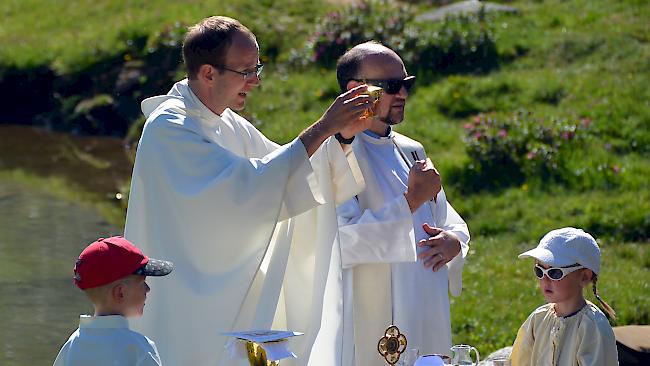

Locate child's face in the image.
[536,261,589,305]
[122,275,150,317]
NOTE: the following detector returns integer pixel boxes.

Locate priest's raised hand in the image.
[298,84,373,156]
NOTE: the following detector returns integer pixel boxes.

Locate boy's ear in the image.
[111,283,126,303]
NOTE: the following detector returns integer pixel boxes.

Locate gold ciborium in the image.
[246,341,280,366]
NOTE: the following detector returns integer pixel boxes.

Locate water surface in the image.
[0,125,129,365]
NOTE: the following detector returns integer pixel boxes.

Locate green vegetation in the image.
[294,0,498,80]
[1,0,649,359]
[0,0,332,71]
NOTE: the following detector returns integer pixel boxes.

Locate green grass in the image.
[1,0,649,358]
[0,0,333,72]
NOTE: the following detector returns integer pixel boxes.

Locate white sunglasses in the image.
[534,263,584,281]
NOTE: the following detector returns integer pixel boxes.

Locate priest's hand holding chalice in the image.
[331,84,383,145]
[362,84,384,119]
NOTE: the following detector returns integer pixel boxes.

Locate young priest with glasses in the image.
[124,16,374,365]
[333,41,471,366]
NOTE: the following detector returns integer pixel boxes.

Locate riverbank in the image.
[0,125,130,225]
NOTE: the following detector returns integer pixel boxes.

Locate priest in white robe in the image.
[124,16,372,365]
[334,42,471,366]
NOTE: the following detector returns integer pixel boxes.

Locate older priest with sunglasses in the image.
[334,41,470,366]
[124,16,374,365]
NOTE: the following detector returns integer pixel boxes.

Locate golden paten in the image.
[377,325,408,365]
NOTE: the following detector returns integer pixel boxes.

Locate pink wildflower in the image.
[561,131,574,140]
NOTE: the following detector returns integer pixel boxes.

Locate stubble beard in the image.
[379,109,404,126]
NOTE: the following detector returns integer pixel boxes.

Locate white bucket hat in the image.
[518,227,601,275]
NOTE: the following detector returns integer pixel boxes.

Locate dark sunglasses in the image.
[353,76,416,94]
[534,263,584,281]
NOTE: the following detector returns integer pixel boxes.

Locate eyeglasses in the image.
[213,63,263,80]
[352,76,416,94]
[534,263,584,281]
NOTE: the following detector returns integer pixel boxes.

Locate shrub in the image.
[295,0,498,80]
[459,111,591,190]
[295,0,412,67]
[400,9,499,79]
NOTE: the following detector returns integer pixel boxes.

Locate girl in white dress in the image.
[510,227,618,366]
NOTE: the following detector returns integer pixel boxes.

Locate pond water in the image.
[0,125,131,365]
[0,125,133,198]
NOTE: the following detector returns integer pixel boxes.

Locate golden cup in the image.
[362,85,383,118]
[246,341,280,366]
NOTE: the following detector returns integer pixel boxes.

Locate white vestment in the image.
[337,131,470,366]
[124,79,364,365]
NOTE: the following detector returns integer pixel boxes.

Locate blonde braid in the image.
[592,275,617,320]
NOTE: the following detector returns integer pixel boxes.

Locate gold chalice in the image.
[362,85,383,118]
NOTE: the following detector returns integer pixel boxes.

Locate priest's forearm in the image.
[299,119,335,157]
[404,190,426,213]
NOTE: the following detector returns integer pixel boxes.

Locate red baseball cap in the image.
[73,236,173,290]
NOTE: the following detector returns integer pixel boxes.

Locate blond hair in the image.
[591,274,616,320]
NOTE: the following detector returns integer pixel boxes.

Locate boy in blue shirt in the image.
[54,236,173,366]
